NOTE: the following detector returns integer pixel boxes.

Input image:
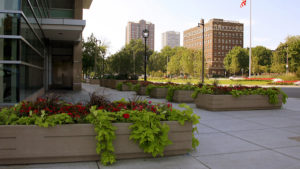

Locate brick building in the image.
[183,19,243,77]
[126,20,155,50]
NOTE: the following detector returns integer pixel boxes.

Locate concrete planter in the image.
[121,84,132,91]
[150,88,168,98]
[194,94,282,111]
[172,90,194,103]
[0,122,192,165]
[89,79,100,85]
[100,79,111,88]
[136,86,147,95]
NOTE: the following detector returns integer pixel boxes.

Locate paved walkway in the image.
[2,83,300,169]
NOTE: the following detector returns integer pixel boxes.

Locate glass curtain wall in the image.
[0,0,47,103]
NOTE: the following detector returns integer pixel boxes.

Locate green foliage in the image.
[192,85,287,105]
[192,85,213,98]
[133,83,141,92]
[107,39,153,75]
[116,82,123,91]
[129,110,172,157]
[167,104,200,149]
[224,46,249,75]
[166,85,197,101]
[86,106,117,165]
[0,106,74,127]
[82,34,107,77]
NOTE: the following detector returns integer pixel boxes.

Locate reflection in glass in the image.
[0,0,20,10]
[0,39,18,60]
[0,64,18,103]
[19,65,43,100]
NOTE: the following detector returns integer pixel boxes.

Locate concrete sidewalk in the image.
[1,83,300,169]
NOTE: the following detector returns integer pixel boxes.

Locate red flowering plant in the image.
[244,77,274,81]
[192,84,287,105]
[17,97,89,122]
[269,80,298,85]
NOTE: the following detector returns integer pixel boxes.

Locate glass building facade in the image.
[0,0,91,104]
[0,0,47,103]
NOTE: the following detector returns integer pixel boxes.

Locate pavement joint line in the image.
[192,156,212,169]
[96,161,101,169]
[191,149,268,158]
[270,148,300,162]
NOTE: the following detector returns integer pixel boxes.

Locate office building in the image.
[0,0,93,105]
[162,31,180,48]
[126,20,155,50]
[183,19,243,77]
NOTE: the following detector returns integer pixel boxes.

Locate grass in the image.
[144,75,300,86]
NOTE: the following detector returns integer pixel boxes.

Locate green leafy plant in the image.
[167,104,200,149]
[116,82,123,91]
[129,110,172,157]
[86,106,117,165]
[133,83,141,92]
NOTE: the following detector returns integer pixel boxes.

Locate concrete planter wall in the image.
[194,94,282,111]
[100,79,111,88]
[121,84,132,91]
[172,90,194,103]
[136,86,147,95]
[150,88,168,98]
[89,79,100,85]
[0,122,192,165]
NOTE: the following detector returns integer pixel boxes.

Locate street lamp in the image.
[198,19,205,84]
[95,39,101,78]
[142,29,149,81]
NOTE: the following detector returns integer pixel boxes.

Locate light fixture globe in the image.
[142,29,149,38]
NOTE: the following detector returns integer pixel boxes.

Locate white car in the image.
[272,78,283,82]
[229,76,244,80]
[294,81,300,86]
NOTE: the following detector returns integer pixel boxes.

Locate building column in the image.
[74,0,83,19]
[73,42,82,91]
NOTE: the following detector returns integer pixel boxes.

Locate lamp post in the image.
[95,39,101,78]
[286,46,289,74]
[198,19,205,84]
[142,29,149,81]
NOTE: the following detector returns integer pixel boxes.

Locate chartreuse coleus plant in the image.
[0,104,74,126]
[192,85,287,104]
[87,102,200,165]
[166,85,198,102]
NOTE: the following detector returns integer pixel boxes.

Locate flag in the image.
[240,0,247,8]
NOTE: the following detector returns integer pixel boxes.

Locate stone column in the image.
[74,0,83,19]
[73,42,82,91]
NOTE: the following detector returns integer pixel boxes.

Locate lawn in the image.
[145,77,279,86]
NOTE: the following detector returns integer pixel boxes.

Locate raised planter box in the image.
[136,86,147,95]
[89,79,100,85]
[150,88,168,99]
[121,84,132,91]
[0,122,192,165]
[172,90,194,103]
[194,94,282,111]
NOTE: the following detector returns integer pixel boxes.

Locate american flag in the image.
[240,0,247,8]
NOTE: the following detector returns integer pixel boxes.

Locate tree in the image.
[224,46,248,75]
[82,34,107,78]
[251,46,272,74]
[271,35,300,73]
[106,39,153,75]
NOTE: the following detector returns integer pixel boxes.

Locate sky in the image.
[83,0,300,55]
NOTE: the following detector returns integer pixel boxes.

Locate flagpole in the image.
[249,0,252,77]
